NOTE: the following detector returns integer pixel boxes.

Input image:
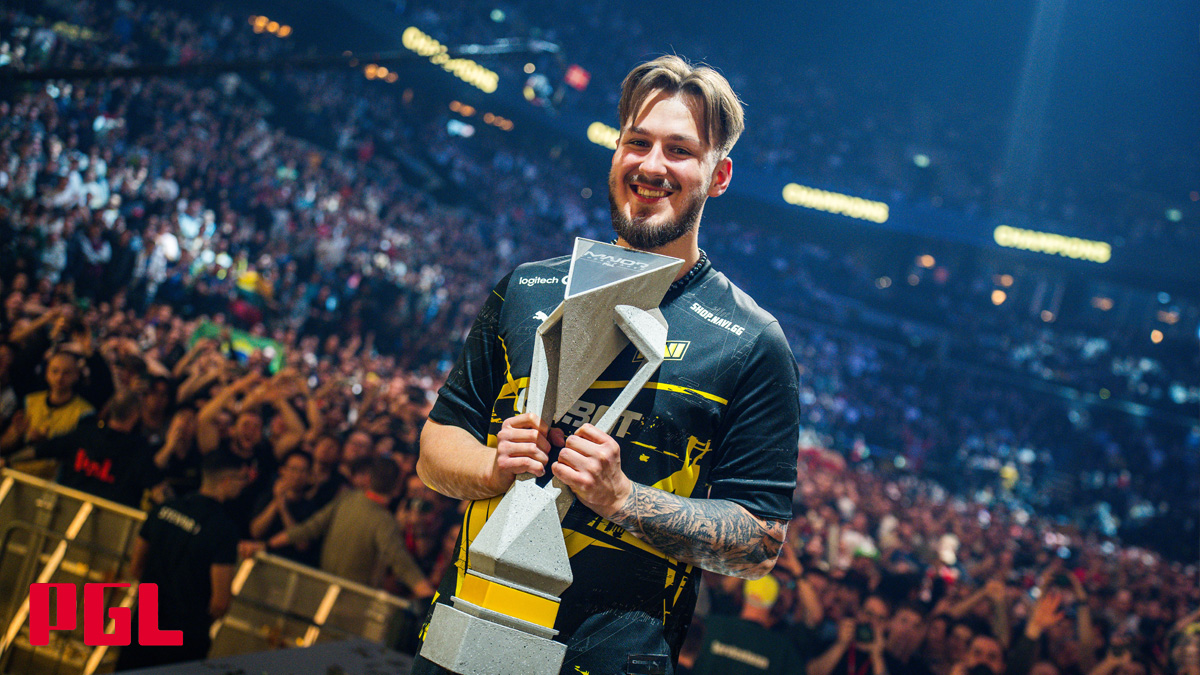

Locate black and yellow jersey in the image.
[424,253,800,666]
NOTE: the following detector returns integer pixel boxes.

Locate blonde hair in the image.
[617,55,745,160]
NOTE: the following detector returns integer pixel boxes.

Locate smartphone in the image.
[856,623,876,644]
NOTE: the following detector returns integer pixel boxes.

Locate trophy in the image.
[419,239,683,675]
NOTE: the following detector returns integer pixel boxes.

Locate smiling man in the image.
[416,55,800,674]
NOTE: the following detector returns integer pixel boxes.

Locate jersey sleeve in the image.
[706,320,800,521]
[428,273,513,443]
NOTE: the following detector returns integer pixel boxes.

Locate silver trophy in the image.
[420,239,683,675]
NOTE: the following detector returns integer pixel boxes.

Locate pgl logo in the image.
[28,583,182,646]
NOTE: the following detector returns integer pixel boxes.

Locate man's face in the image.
[966,636,1005,675]
[235,413,262,446]
[46,354,80,394]
[343,432,373,464]
[279,455,310,492]
[887,608,927,654]
[608,91,731,250]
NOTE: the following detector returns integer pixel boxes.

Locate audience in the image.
[0,0,1194,670]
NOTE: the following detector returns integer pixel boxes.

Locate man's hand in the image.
[552,423,630,518]
[492,412,557,487]
[1026,589,1064,640]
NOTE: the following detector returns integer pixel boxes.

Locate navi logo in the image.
[634,341,690,362]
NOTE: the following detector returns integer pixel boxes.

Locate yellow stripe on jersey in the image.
[589,380,728,405]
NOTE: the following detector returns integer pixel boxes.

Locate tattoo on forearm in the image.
[606,482,786,577]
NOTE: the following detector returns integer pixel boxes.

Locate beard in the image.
[609,173,706,250]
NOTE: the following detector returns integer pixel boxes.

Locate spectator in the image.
[30,390,161,508]
[248,448,319,566]
[1,350,94,457]
[691,575,805,675]
[268,456,435,599]
[115,448,249,670]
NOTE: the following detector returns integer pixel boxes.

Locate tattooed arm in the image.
[553,423,787,579]
[608,481,787,578]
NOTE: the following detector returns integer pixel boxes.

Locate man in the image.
[951,634,1006,675]
[808,594,892,675]
[692,575,805,675]
[32,390,162,508]
[249,449,318,566]
[886,602,933,675]
[1,350,94,455]
[416,55,800,673]
[268,456,436,598]
[114,448,249,670]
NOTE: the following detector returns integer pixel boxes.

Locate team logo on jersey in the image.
[633,341,690,363]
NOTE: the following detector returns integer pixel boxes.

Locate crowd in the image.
[677,452,1200,675]
[0,0,1195,671]
[398,0,1198,250]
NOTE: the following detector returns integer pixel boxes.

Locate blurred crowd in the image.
[680,454,1200,675]
[0,0,1195,670]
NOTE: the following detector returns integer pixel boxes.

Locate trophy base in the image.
[420,598,565,675]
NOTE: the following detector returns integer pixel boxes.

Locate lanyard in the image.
[848,648,872,675]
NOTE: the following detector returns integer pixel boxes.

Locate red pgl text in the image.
[28,583,182,646]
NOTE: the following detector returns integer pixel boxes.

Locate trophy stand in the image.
[419,239,683,675]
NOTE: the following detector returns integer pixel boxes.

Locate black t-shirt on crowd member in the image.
[250,488,320,567]
[139,493,239,633]
[116,492,239,670]
[216,437,278,537]
[36,418,161,508]
[415,254,800,674]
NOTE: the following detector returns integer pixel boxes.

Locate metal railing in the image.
[0,468,420,674]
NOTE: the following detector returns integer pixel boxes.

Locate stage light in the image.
[267,21,280,33]
[913,154,930,168]
[587,122,620,150]
[1091,297,1113,311]
[998,274,1014,287]
[1157,292,1170,304]
[447,119,475,138]
[460,105,475,116]
[364,64,378,79]
[277,25,292,38]
[1099,389,1110,399]
[917,254,935,268]
[991,290,1007,305]
[908,274,920,286]
[875,276,892,289]
[524,63,536,74]
[490,9,506,22]
[1150,330,1163,344]
[483,113,494,123]
[993,225,1111,263]
[1040,310,1054,322]
[1166,208,1183,222]
[385,73,398,83]
[376,66,389,78]
[581,188,592,199]
[1158,310,1179,325]
[782,183,889,223]
[523,85,536,101]
[402,27,499,93]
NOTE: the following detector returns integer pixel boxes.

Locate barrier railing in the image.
[0,468,419,674]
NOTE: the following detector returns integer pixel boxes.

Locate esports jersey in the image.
[423,253,800,663]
